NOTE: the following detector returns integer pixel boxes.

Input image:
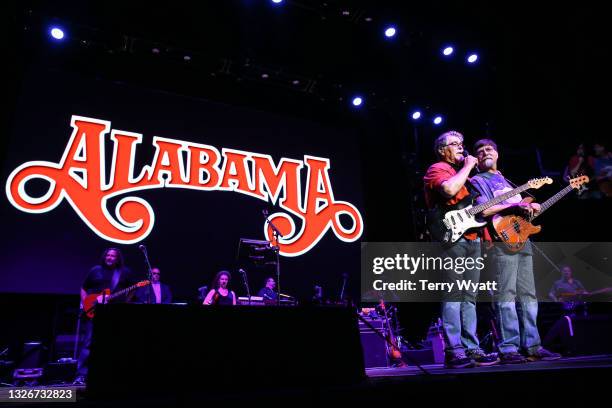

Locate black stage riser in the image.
[87,304,365,397]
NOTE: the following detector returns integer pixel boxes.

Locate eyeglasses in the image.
[444,141,463,148]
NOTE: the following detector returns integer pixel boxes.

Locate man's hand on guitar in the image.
[515,202,540,218]
[96,294,108,304]
[529,202,541,215]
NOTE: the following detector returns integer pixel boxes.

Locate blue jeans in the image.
[490,245,541,354]
[76,318,92,377]
[441,238,481,356]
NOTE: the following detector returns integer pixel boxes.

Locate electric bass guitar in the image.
[491,175,589,252]
[82,280,150,319]
[428,177,552,244]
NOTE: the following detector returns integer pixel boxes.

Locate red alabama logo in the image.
[5,116,363,257]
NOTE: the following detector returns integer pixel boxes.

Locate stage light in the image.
[384,26,397,38]
[433,116,443,125]
[442,46,454,56]
[411,111,422,120]
[352,96,363,107]
[271,0,284,4]
[467,53,479,64]
[50,27,65,40]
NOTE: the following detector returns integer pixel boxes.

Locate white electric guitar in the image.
[438,177,552,244]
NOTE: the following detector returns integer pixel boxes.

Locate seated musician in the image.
[257,277,278,303]
[203,271,236,306]
[549,265,587,303]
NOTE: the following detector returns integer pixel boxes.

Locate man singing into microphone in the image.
[423,131,498,368]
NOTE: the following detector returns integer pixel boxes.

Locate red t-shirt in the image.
[423,161,478,240]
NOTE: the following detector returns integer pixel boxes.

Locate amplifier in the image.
[44,361,77,385]
[360,331,388,368]
[358,317,385,332]
[358,316,388,368]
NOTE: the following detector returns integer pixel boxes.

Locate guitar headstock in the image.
[527,177,553,190]
[569,175,589,189]
[137,280,151,287]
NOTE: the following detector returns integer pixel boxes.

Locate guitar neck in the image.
[468,183,531,215]
[534,184,575,219]
[107,282,140,300]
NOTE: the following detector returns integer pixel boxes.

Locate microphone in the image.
[239,268,246,275]
[262,209,269,217]
[462,149,469,157]
[138,244,146,252]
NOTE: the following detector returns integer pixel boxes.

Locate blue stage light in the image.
[433,116,443,125]
[443,46,454,56]
[352,97,363,107]
[467,53,479,64]
[411,111,422,120]
[50,27,65,40]
[384,27,397,38]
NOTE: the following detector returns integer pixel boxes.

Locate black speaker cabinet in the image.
[545,314,612,355]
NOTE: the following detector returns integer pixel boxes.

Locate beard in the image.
[481,158,494,170]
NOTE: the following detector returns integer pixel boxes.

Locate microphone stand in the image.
[140,245,154,304]
[239,269,251,305]
[339,273,348,305]
[263,211,283,307]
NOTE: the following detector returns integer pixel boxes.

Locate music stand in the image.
[236,238,279,305]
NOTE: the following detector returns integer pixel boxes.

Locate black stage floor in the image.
[2,355,610,406]
[366,354,612,377]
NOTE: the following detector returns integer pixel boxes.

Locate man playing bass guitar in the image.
[470,139,561,364]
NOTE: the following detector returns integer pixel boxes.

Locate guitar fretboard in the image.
[467,183,531,215]
[107,281,149,300]
[534,184,575,219]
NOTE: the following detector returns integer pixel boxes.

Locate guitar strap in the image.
[502,174,536,199]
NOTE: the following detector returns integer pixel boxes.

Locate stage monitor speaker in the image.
[53,334,76,360]
[88,304,365,398]
[16,342,46,369]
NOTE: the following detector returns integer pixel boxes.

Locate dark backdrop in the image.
[0,64,364,302]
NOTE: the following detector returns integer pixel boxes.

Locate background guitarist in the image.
[423,131,498,368]
[75,247,136,385]
[470,138,561,364]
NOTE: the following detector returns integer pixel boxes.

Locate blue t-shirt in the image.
[470,171,523,207]
[470,171,532,254]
